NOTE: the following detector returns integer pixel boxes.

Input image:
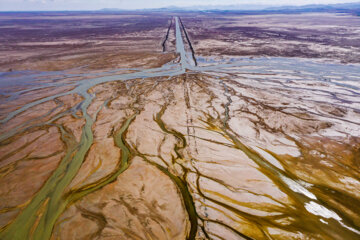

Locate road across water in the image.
[0,16,360,240]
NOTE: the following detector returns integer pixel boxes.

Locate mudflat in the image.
[0,12,359,240]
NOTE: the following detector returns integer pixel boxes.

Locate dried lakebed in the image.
[0,17,360,240]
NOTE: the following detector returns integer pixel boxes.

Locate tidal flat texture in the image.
[0,12,360,240]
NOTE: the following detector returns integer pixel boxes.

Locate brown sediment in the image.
[162,18,174,52]
[2,71,360,239]
[1,12,360,240]
[0,13,177,72]
[181,13,360,64]
[0,126,65,224]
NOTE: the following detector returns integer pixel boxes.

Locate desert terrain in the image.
[182,12,360,64]
[0,11,360,240]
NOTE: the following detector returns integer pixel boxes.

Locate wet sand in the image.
[0,12,360,240]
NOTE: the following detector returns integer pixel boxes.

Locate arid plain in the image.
[0,11,360,240]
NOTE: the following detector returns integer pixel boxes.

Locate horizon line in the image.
[0,1,360,12]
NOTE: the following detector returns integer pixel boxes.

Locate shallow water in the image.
[0,16,359,240]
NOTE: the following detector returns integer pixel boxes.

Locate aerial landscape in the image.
[0,0,360,239]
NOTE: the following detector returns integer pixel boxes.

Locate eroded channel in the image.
[0,16,360,240]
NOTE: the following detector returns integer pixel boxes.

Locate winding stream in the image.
[0,16,360,240]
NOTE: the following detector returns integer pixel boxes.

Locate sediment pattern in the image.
[0,15,359,240]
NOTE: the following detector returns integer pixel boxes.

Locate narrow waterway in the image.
[0,15,360,240]
[175,17,191,70]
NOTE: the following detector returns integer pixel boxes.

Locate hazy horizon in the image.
[0,0,359,11]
